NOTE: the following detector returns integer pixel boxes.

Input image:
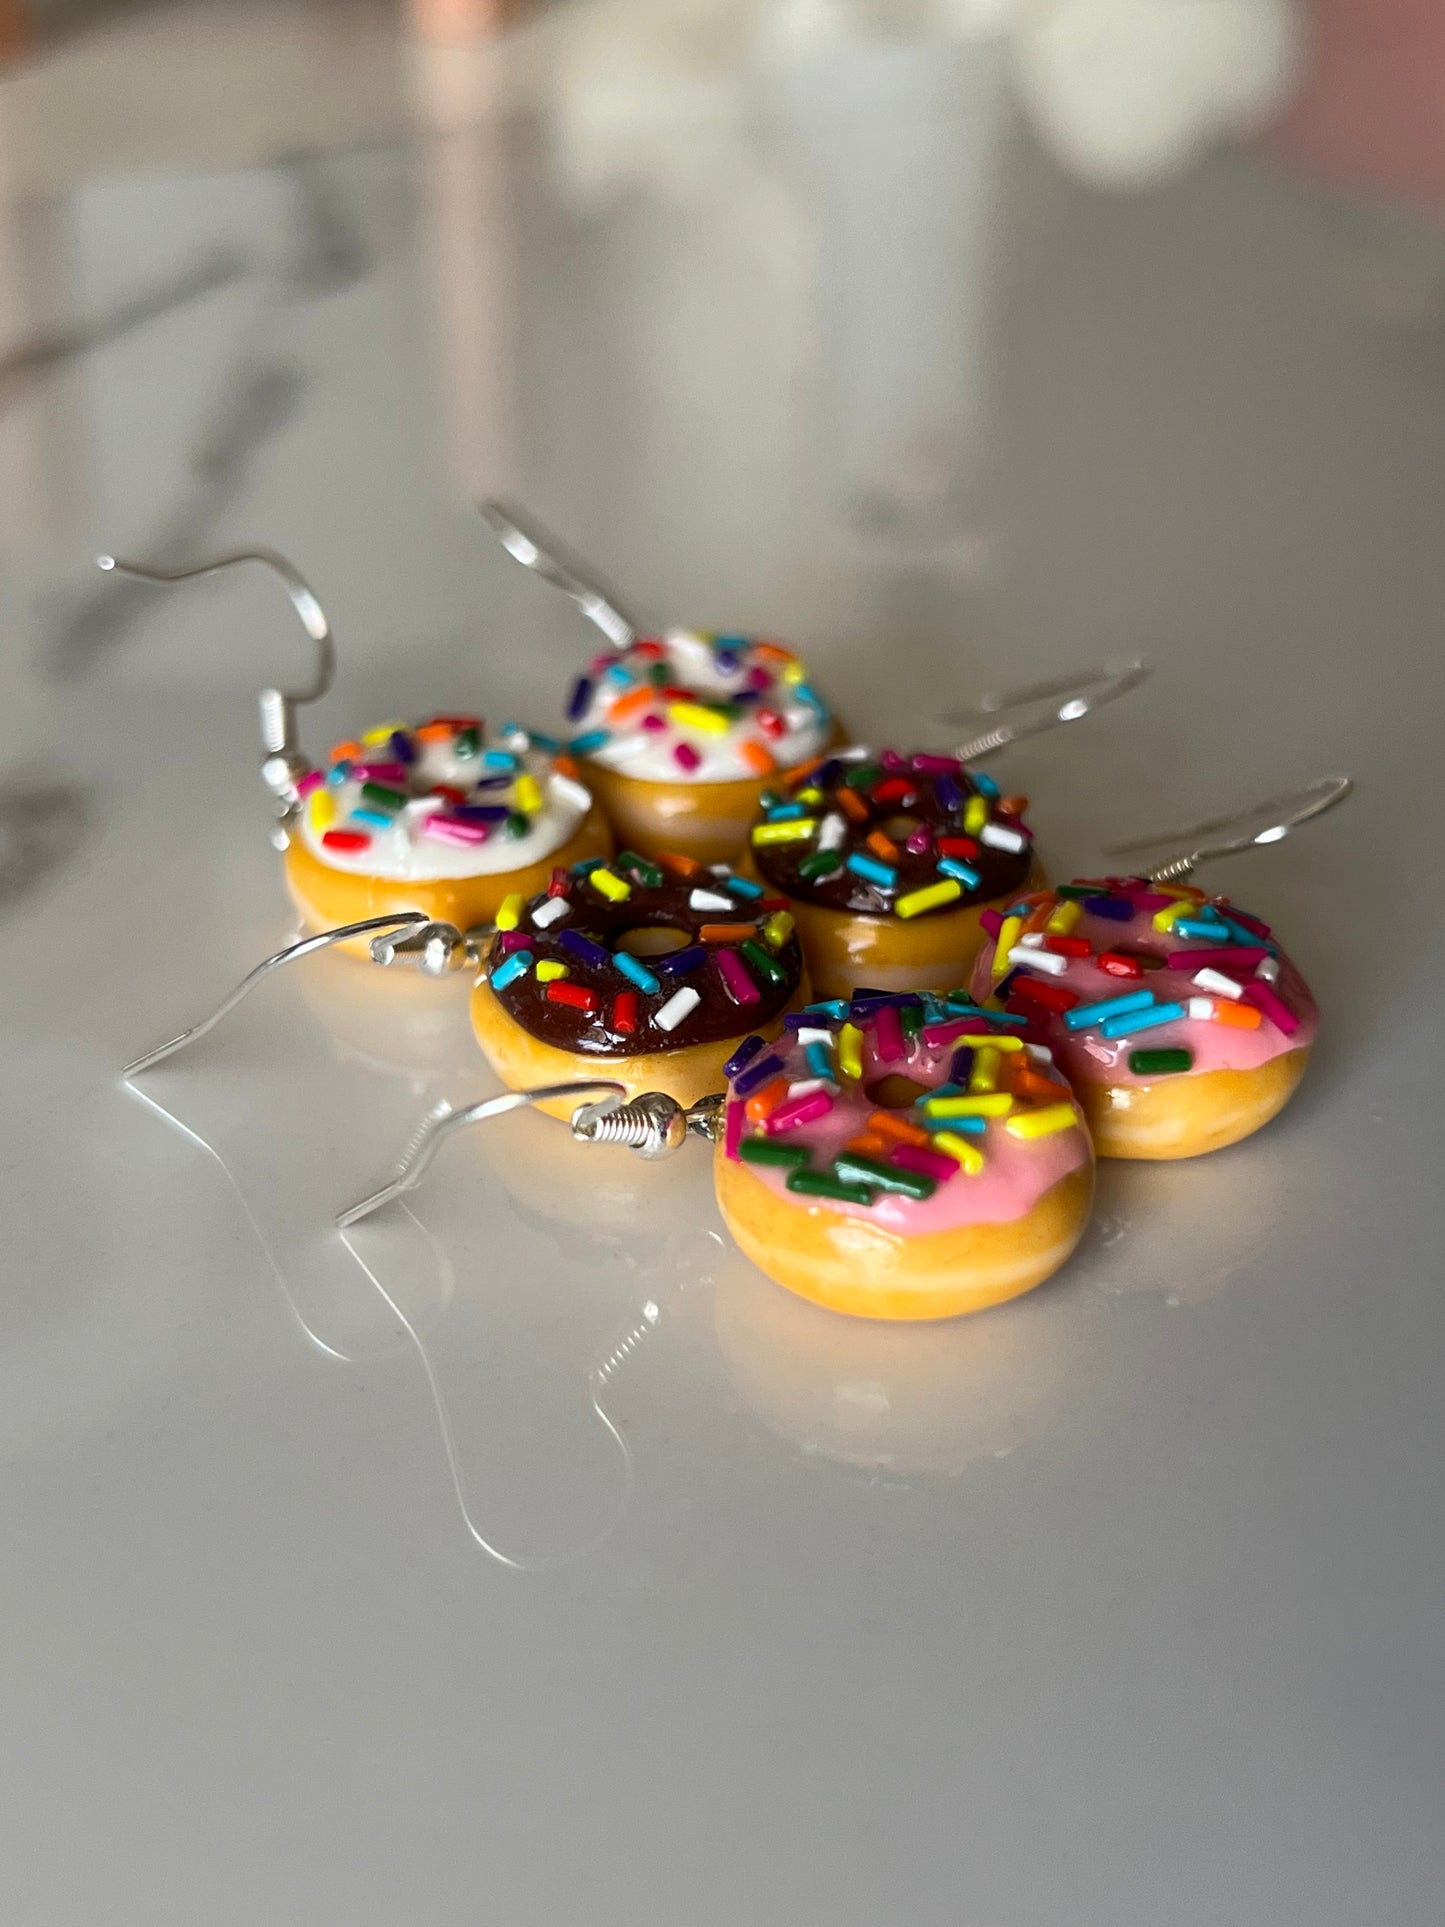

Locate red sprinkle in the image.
[1043,935,1091,958]
[321,828,370,852]
[755,707,786,739]
[631,639,666,659]
[871,777,918,807]
[546,982,599,1012]
[547,867,571,897]
[937,835,980,858]
[613,990,638,1034]
[1009,976,1080,1014]
[1098,951,1143,979]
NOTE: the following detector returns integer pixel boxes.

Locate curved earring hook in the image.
[1103,773,1353,882]
[123,912,433,1078]
[477,500,641,650]
[338,1081,630,1228]
[941,658,1150,763]
[96,548,338,799]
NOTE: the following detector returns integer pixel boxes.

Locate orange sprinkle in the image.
[866,1110,932,1150]
[328,739,361,762]
[1010,1067,1060,1102]
[837,787,870,823]
[698,923,758,943]
[1023,896,1060,935]
[607,686,657,726]
[998,794,1029,817]
[752,642,795,666]
[656,850,701,878]
[1213,999,1263,1030]
[553,752,580,779]
[844,1133,890,1160]
[744,1076,789,1124]
[739,740,776,776]
[415,722,454,744]
[866,831,900,863]
[783,755,829,792]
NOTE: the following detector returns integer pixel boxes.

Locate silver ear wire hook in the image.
[941,659,1150,763]
[338,1085,726,1228]
[123,912,434,1077]
[1103,773,1353,882]
[477,500,641,651]
[96,549,338,813]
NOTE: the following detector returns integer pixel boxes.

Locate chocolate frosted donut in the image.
[471,850,808,1114]
[744,748,1042,1000]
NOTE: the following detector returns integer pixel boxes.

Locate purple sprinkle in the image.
[450,804,510,824]
[948,1044,975,1085]
[1083,895,1134,921]
[558,929,611,969]
[496,931,530,955]
[733,1051,786,1097]
[814,759,842,790]
[723,1034,767,1079]
[849,990,922,1012]
[655,944,707,977]
[566,676,594,722]
[992,967,1023,1001]
[935,774,964,813]
[389,731,416,764]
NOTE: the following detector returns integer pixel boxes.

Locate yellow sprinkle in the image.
[1005,1102,1078,1140]
[1152,900,1191,934]
[976,1033,1024,1053]
[514,773,543,815]
[794,788,824,807]
[669,701,731,736]
[964,796,988,835]
[762,911,795,950]
[308,788,336,832]
[933,1131,984,1175]
[362,722,406,746]
[751,819,817,846]
[589,866,631,902]
[1045,899,1081,936]
[496,893,524,931]
[895,879,963,921]
[837,1022,863,1081]
[535,960,569,983]
[968,1046,1001,1093]
[780,660,805,685]
[924,1093,1013,1118]
[992,914,1022,978]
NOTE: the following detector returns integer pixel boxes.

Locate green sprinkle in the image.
[454,726,480,757]
[797,852,843,882]
[616,850,664,888]
[739,1138,810,1170]
[1129,1047,1194,1076]
[758,789,783,812]
[739,939,786,986]
[832,1154,936,1201]
[359,781,406,812]
[843,765,882,789]
[786,1169,877,1205]
[1054,883,1096,901]
[505,811,531,838]
[648,663,670,687]
[900,1003,925,1038]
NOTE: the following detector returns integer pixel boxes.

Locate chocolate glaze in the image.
[487,857,803,1057]
[751,751,1033,916]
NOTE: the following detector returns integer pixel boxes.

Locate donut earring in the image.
[342,987,1095,1323]
[968,774,1352,1160]
[741,660,1150,1001]
[480,502,844,868]
[98,548,612,952]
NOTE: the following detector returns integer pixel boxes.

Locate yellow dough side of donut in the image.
[736,852,1047,1001]
[470,974,809,1121]
[1079,1047,1311,1160]
[579,721,849,868]
[282,802,613,956]
[714,1152,1092,1322]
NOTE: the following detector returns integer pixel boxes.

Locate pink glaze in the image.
[727,1016,1090,1232]
[968,887,1318,1087]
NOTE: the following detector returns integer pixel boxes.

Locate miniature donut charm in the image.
[714,992,1093,1321]
[742,747,1043,1000]
[563,632,840,867]
[969,875,1317,1159]
[472,851,809,1118]
[285,716,612,951]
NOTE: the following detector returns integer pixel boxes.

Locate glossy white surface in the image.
[2,13,1444,1923]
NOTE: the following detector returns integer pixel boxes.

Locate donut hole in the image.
[866,1073,930,1111]
[882,814,924,843]
[1108,947,1165,973]
[615,924,692,959]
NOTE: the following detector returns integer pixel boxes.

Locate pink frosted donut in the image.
[969,875,1318,1160]
[713,992,1094,1321]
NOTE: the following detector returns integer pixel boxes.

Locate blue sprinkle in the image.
[938,856,982,888]
[482,749,519,772]
[793,681,825,711]
[572,856,605,875]
[328,761,351,786]
[765,802,808,822]
[527,730,561,753]
[350,808,396,830]
[924,1113,987,1137]
[971,770,1000,799]
[734,1051,786,1096]
[1082,894,1133,921]
[569,730,610,755]
[1220,915,1268,949]
[613,950,660,994]
[491,949,533,991]
[713,633,749,652]
[1099,1000,1187,1041]
[846,852,898,890]
[1175,918,1229,942]
[723,1034,767,1079]
[557,929,611,969]
[720,873,764,899]
[1064,990,1156,1032]
[655,944,707,977]
[566,676,594,722]
[805,1041,834,1081]
[603,662,635,689]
